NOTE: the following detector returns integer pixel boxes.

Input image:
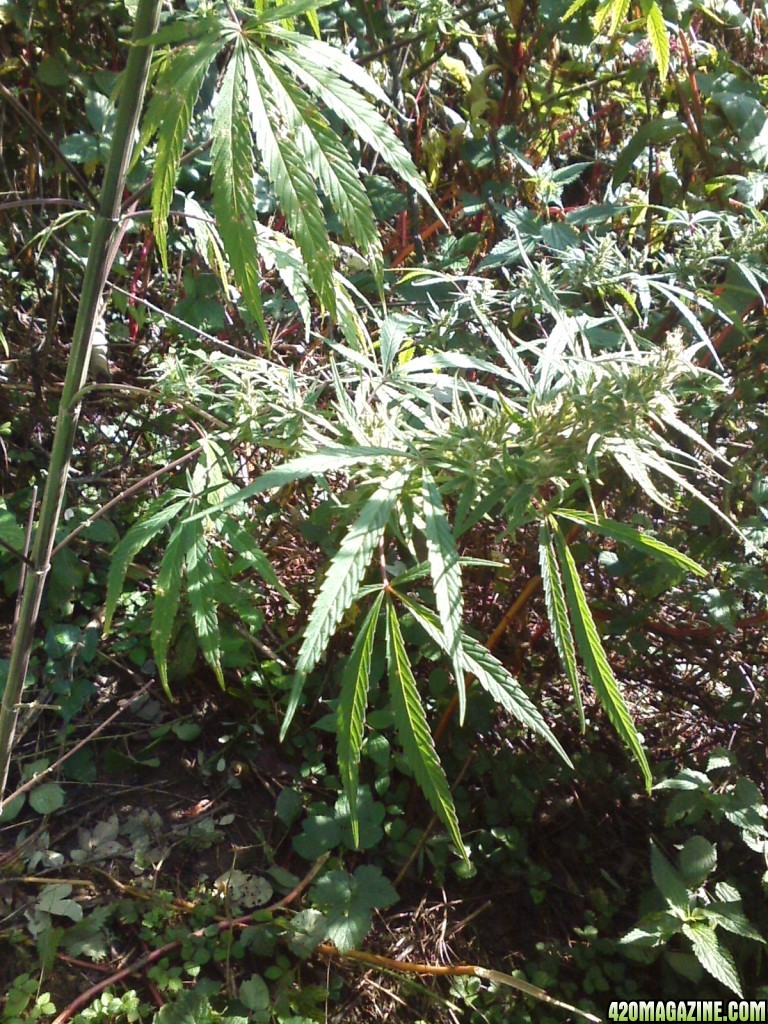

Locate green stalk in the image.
[0,0,163,799]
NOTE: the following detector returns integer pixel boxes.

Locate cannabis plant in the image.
[106,277,725,851]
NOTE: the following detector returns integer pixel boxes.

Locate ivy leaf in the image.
[422,468,465,722]
[284,470,407,739]
[29,783,65,815]
[337,591,384,847]
[539,521,583,730]
[551,518,652,791]
[37,884,83,922]
[386,600,464,857]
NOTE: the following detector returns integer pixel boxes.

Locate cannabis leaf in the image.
[386,599,464,856]
[550,517,652,790]
[142,5,434,319]
[284,469,408,739]
[337,591,384,847]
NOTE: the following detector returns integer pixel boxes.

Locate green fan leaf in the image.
[104,496,188,633]
[195,447,404,521]
[273,29,394,107]
[261,59,382,278]
[562,0,595,18]
[250,0,337,28]
[185,523,224,688]
[274,48,436,213]
[184,194,230,293]
[337,590,385,847]
[395,595,571,765]
[385,600,463,856]
[223,518,295,605]
[422,468,465,722]
[538,521,583,730]
[554,509,706,577]
[644,0,670,80]
[283,468,408,739]
[550,518,652,791]
[146,37,222,271]
[211,42,268,335]
[152,519,195,699]
[244,44,335,313]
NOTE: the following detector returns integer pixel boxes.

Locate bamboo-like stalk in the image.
[0,0,163,798]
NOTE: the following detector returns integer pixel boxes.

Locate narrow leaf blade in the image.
[551,519,652,790]
[211,44,267,334]
[283,469,408,738]
[152,520,194,699]
[185,523,224,688]
[337,591,385,846]
[386,600,463,855]
[554,509,706,577]
[104,497,187,633]
[538,521,583,729]
[422,468,465,722]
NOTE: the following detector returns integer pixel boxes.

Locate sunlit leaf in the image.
[422,468,465,722]
[550,518,652,790]
[283,469,408,738]
[337,591,384,846]
[386,600,464,856]
[539,521,583,729]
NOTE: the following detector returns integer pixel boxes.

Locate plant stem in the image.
[0,0,163,799]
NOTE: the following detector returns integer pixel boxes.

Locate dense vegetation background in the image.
[0,0,767,1020]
